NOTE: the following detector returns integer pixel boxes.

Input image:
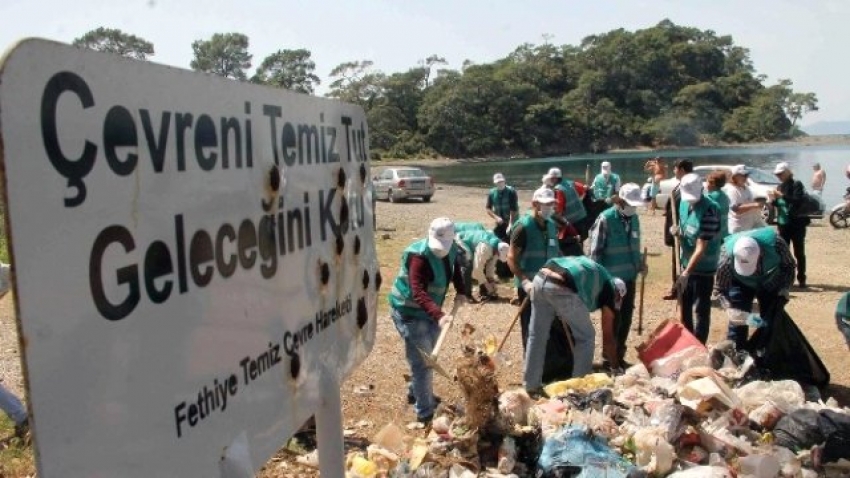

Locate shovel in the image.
[417,298,463,379]
[497,297,529,353]
[638,247,648,335]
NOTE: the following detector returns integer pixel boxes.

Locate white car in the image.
[655,165,780,221]
[373,167,436,203]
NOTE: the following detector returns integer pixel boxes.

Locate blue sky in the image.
[2,0,847,125]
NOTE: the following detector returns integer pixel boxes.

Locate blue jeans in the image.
[523,275,596,390]
[724,280,782,350]
[391,308,440,420]
[0,383,26,425]
[681,273,714,344]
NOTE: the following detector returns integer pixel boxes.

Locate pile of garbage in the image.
[336,320,850,477]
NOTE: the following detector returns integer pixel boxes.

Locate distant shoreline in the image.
[376,135,850,167]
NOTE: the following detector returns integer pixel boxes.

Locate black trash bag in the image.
[773,409,825,451]
[542,318,575,384]
[819,410,850,463]
[746,310,830,387]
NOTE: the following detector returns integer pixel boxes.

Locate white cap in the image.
[732,236,760,276]
[773,162,790,175]
[730,164,748,177]
[679,173,703,202]
[493,173,506,184]
[612,278,626,297]
[428,217,455,255]
[497,242,509,262]
[619,183,644,206]
[546,167,562,179]
[601,161,612,173]
[532,187,556,204]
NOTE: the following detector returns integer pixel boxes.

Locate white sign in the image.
[0,39,378,477]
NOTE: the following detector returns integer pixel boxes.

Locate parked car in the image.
[373,167,436,203]
[655,165,823,223]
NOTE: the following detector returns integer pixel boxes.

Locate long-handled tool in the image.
[670,192,683,322]
[497,297,529,353]
[418,298,463,379]
[638,247,648,335]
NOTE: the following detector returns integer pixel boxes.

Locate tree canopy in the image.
[74,21,818,158]
[252,49,321,94]
[331,20,819,158]
[190,33,252,80]
[72,27,154,60]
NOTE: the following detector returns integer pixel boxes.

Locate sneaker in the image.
[662,290,677,300]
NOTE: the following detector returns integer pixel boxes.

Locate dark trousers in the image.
[518,286,532,349]
[778,223,807,285]
[681,273,714,344]
[493,222,509,242]
[725,280,783,350]
[616,280,637,362]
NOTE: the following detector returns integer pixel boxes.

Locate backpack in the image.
[794,192,821,217]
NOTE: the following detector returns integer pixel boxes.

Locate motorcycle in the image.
[829,188,850,229]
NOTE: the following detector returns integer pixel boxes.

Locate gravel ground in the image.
[1,183,848,477]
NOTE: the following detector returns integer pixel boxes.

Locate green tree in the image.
[252,49,320,94]
[190,33,252,80]
[72,27,154,60]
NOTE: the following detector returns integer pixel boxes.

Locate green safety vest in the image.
[679,197,721,273]
[388,239,457,318]
[514,212,560,285]
[457,230,500,262]
[454,222,487,233]
[837,292,850,321]
[706,190,730,240]
[488,186,517,221]
[596,208,641,281]
[592,173,620,201]
[546,256,614,312]
[723,228,781,289]
[556,181,587,223]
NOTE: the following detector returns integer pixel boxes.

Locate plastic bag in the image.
[773,409,824,451]
[747,310,830,387]
[538,426,636,477]
[637,319,706,368]
[734,380,805,413]
[633,427,675,475]
[649,345,711,379]
[819,409,850,463]
[667,466,733,477]
[678,375,741,414]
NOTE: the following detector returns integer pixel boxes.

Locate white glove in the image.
[506,222,513,234]
[439,315,453,328]
[495,217,504,225]
[726,308,749,326]
[668,225,680,237]
[522,279,534,300]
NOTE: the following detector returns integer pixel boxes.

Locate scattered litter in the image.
[329,326,850,477]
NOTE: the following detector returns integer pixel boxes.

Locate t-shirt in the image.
[723,184,764,233]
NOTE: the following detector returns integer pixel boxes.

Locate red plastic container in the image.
[637,319,706,367]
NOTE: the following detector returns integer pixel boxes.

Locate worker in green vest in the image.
[523,256,625,397]
[543,167,588,256]
[671,173,722,344]
[454,221,487,233]
[508,187,562,349]
[714,228,796,349]
[591,161,622,205]
[589,183,646,366]
[837,292,850,350]
[388,218,467,423]
[486,173,519,242]
[456,229,508,300]
[705,170,731,240]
